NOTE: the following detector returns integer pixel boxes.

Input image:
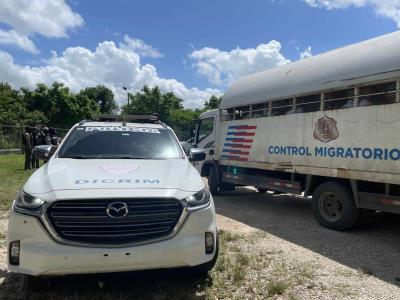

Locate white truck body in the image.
[194,31,400,230]
[217,104,400,185]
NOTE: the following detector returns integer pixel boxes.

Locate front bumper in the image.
[7,203,217,276]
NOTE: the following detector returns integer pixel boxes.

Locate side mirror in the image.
[190,148,206,162]
[32,145,55,161]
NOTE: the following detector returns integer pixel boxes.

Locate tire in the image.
[312,182,360,230]
[257,188,267,193]
[24,275,51,292]
[191,233,219,276]
[208,166,219,195]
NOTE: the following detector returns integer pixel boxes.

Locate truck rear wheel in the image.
[312,182,360,230]
[208,166,219,195]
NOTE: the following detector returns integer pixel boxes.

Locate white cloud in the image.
[188,40,291,86]
[0,40,221,109]
[0,29,38,54]
[0,0,83,53]
[303,0,400,27]
[299,46,313,59]
[120,35,163,58]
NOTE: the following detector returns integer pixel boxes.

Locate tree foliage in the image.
[0,82,113,128]
[79,85,118,114]
[0,81,220,140]
[122,86,183,121]
[204,95,221,109]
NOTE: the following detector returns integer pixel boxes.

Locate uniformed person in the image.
[42,127,52,145]
[49,127,61,146]
[31,127,42,169]
[22,126,33,170]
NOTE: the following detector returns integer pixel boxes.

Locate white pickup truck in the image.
[191,31,400,231]
[8,115,218,288]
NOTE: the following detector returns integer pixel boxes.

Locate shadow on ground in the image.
[215,187,400,286]
[0,268,210,300]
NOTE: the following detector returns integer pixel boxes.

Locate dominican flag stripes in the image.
[221,125,257,161]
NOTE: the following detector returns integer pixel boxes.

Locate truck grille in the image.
[46,198,184,246]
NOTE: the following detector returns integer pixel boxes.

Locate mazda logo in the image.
[106,202,129,219]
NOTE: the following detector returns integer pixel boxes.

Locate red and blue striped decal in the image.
[225,138,254,143]
[222,124,257,161]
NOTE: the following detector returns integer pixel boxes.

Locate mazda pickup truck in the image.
[7,116,218,288]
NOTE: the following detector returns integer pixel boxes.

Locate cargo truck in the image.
[190,31,400,230]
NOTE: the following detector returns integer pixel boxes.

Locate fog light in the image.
[205,232,214,254]
[9,241,20,265]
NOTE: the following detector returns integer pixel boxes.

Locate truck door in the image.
[193,116,216,173]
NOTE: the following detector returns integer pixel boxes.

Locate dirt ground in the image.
[216,188,400,299]
[0,188,400,299]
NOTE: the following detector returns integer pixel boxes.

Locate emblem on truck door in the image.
[313,115,339,143]
[106,202,129,218]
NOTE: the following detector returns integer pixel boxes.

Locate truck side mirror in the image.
[190,148,206,162]
[32,145,55,161]
[191,120,199,146]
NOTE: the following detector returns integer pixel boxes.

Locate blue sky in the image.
[0,0,399,107]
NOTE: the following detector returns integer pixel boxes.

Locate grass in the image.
[0,154,35,210]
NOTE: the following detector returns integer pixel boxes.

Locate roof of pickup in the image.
[221,31,400,110]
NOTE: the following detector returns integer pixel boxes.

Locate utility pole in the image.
[123,87,129,111]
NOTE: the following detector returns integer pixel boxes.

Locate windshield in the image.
[58,126,183,159]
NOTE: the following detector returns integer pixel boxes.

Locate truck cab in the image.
[192,109,218,174]
[192,110,235,194]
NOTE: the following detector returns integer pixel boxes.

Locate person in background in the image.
[31,127,42,169]
[22,126,33,170]
[42,126,52,145]
[49,127,61,146]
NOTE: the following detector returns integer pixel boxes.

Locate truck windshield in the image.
[58,126,183,159]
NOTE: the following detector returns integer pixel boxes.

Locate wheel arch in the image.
[200,161,218,178]
[306,175,353,197]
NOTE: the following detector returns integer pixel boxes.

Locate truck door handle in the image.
[209,149,214,155]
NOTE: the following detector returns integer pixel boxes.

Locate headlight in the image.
[185,189,211,207]
[15,191,44,210]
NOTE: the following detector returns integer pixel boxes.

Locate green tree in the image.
[0,82,104,128]
[79,85,118,114]
[204,95,221,110]
[0,82,47,126]
[122,86,183,122]
[169,108,202,140]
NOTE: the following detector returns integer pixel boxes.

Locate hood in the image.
[23,158,204,195]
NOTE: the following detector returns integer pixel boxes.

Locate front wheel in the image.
[312,182,360,230]
[208,167,219,195]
